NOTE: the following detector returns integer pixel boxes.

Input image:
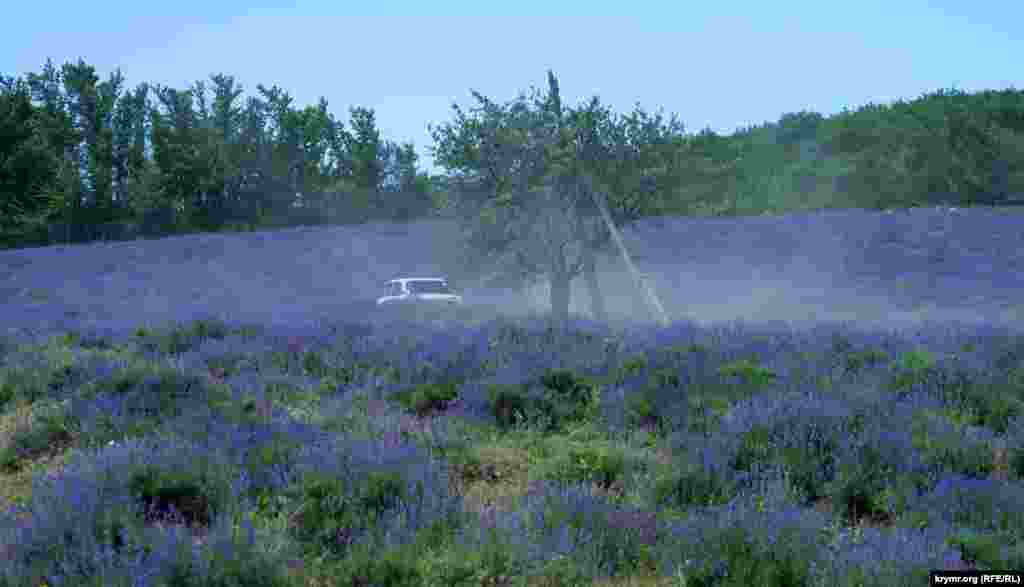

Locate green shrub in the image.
[827,445,900,525]
[780,445,838,504]
[717,358,777,387]
[330,544,424,586]
[289,470,410,556]
[45,363,88,395]
[392,381,459,416]
[300,350,328,377]
[911,418,996,479]
[946,530,1011,570]
[1011,447,1024,479]
[545,443,627,490]
[532,556,593,586]
[487,384,550,432]
[420,534,523,586]
[955,383,1023,435]
[0,368,46,405]
[0,405,75,472]
[135,319,229,356]
[243,436,301,474]
[0,379,13,407]
[730,425,773,472]
[654,464,736,509]
[680,526,812,587]
[625,392,657,429]
[536,369,600,428]
[618,355,648,381]
[647,366,681,389]
[204,354,245,378]
[889,349,938,393]
[93,365,148,394]
[842,347,889,376]
[128,466,222,528]
[191,318,228,340]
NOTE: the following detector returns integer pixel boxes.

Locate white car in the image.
[376,277,463,308]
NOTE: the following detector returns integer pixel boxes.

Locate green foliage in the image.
[731,425,773,472]
[300,350,327,377]
[543,442,627,490]
[127,465,221,527]
[392,381,460,416]
[288,470,410,557]
[0,368,47,406]
[537,369,599,425]
[0,403,75,472]
[889,348,939,393]
[716,358,778,387]
[654,464,737,509]
[680,526,813,587]
[625,393,657,429]
[945,530,1021,570]
[243,437,301,476]
[618,355,649,381]
[1011,447,1024,480]
[2,59,444,250]
[329,543,424,586]
[485,370,600,433]
[0,380,13,408]
[930,369,1024,436]
[487,384,545,431]
[532,556,594,585]
[826,444,902,525]
[910,414,996,478]
[897,348,936,372]
[5,59,1024,251]
[92,365,149,394]
[841,347,889,376]
[780,444,840,504]
[204,354,246,379]
[136,319,227,355]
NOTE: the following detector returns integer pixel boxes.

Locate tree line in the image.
[429,74,1024,321]
[3,60,1024,318]
[0,58,437,248]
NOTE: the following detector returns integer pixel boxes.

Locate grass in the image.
[0,314,1022,586]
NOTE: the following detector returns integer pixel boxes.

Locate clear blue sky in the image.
[6,1,1022,173]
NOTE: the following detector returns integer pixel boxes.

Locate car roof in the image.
[387,277,447,283]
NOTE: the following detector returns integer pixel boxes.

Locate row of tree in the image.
[427,76,1024,321]
[3,59,1024,319]
[430,72,694,322]
[0,58,436,247]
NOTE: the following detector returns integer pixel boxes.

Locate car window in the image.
[407,280,450,294]
[387,282,404,296]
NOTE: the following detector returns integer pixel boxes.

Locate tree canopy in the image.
[3,60,1023,293]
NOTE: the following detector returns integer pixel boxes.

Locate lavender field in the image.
[0,206,1023,586]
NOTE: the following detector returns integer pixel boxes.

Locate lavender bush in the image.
[2,208,1024,585]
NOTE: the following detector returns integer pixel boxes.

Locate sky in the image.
[5,1,1022,174]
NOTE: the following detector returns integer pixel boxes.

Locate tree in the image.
[431,74,612,323]
[431,71,696,323]
[336,106,385,218]
[0,75,59,246]
[379,141,432,220]
[22,59,86,243]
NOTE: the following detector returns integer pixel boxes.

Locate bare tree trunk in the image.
[582,244,607,321]
[549,270,572,324]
